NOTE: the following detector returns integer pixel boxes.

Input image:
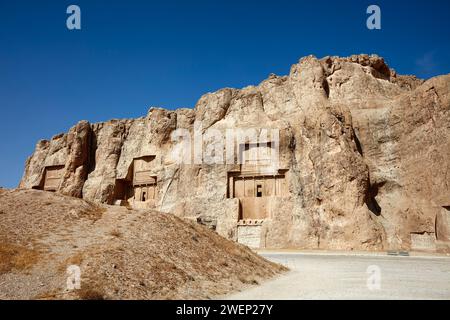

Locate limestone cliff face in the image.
[19,54,450,252]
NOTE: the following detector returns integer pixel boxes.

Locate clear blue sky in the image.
[1,0,449,188]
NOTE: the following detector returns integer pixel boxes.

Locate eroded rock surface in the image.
[19,55,450,252]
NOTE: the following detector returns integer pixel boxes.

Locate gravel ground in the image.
[225,252,450,300]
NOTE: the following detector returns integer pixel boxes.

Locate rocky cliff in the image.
[19,54,450,252]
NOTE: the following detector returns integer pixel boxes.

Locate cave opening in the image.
[366,182,384,216]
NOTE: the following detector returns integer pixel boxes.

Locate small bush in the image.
[77,285,106,300]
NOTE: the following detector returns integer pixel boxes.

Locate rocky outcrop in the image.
[19,54,450,252]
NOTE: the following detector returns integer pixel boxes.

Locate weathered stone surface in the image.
[20,121,91,198]
[19,54,450,251]
[82,119,130,204]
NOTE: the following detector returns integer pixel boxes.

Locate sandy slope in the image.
[0,189,286,300]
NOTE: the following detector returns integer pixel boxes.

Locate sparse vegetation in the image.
[79,202,107,221]
[0,189,287,300]
[109,229,122,238]
[76,285,106,300]
[58,253,84,272]
[0,242,40,274]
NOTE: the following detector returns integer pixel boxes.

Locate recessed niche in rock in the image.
[35,165,65,192]
[230,141,289,248]
[114,156,157,208]
[410,232,437,251]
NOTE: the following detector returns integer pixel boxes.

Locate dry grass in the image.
[0,189,287,300]
[81,202,107,221]
[0,242,40,274]
[76,285,106,300]
[57,253,84,272]
[36,285,106,300]
[109,229,122,238]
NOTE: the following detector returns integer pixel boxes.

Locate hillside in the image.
[0,189,286,300]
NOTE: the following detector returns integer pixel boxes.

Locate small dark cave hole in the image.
[366,182,384,216]
[87,132,98,175]
[367,197,382,216]
[322,79,330,98]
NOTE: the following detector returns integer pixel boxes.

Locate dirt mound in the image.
[0,189,286,300]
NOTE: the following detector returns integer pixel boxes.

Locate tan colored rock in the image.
[20,121,91,198]
[19,54,450,252]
